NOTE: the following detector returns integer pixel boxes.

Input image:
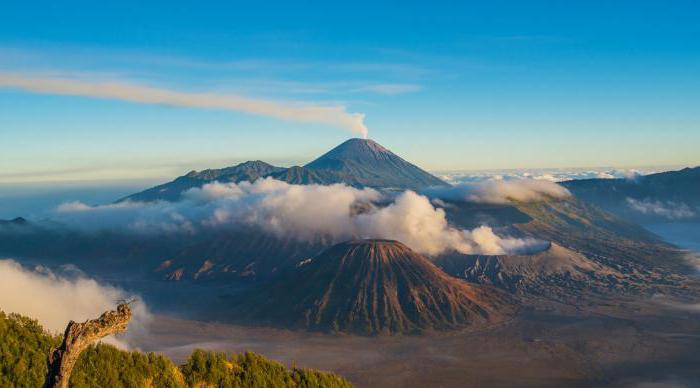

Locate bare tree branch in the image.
[44,303,133,388]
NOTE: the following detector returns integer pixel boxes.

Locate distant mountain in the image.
[511,197,689,271]
[267,165,341,186]
[440,196,690,274]
[120,139,448,203]
[121,161,285,202]
[0,217,27,226]
[432,196,696,304]
[562,166,700,222]
[235,239,514,334]
[303,138,448,189]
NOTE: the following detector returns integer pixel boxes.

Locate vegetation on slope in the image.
[181,349,350,388]
[0,310,351,388]
[0,311,59,386]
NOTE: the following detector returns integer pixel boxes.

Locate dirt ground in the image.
[131,298,700,388]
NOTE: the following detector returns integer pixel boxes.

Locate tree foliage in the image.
[181,349,351,388]
[0,310,351,387]
[0,311,61,387]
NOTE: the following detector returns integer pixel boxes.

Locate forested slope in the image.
[0,310,351,387]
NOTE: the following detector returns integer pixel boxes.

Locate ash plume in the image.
[0,73,369,138]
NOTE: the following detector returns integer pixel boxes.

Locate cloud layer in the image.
[626,198,696,220]
[437,167,668,185]
[423,179,571,204]
[53,179,546,256]
[0,73,368,138]
[0,259,150,348]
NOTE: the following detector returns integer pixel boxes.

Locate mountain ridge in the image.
[121,138,448,203]
[562,166,700,222]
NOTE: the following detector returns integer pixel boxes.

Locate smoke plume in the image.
[0,73,368,138]
[0,259,150,349]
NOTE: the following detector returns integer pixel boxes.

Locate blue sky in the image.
[1,1,699,184]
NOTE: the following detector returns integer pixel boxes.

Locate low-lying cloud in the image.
[0,259,150,349]
[423,179,571,204]
[53,179,546,256]
[0,73,368,138]
[437,167,660,185]
[354,191,546,255]
[652,294,700,314]
[626,198,696,220]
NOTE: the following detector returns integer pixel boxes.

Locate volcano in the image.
[121,138,447,202]
[303,138,448,189]
[236,239,515,334]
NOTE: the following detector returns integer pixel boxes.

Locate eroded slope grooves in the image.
[239,239,514,334]
[155,229,329,281]
[304,138,449,189]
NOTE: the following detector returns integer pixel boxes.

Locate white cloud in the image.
[466,226,549,255]
[353,83,421,95]
[354,191,472,255]
[0,73,368,138]
[652,294,700,313]
[423,179,571,204]
[0,259,150,349]
[435,167,673,185]
[626,198,696,220]
[52,179,380,239]
[198,179,381,241]
[51,179,547,256]
[56,201,97,212]
[355,191,547,255]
